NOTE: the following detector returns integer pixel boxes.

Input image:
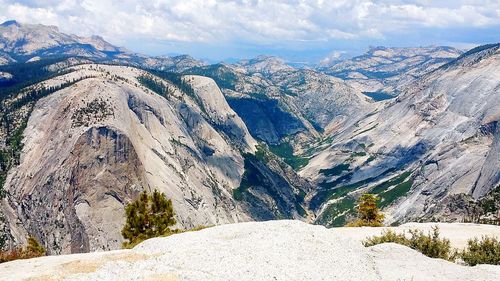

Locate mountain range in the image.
[0,21,498,254]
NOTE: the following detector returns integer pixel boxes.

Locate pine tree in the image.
[347,194,385,227]
[24,236,45,256]
[121,190,176,248]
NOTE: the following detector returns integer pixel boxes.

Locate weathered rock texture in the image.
[302,44,500,225]
[0,64,308,254]
[318,46,463,95]
[0,221,499,281]
[187,57,373,151]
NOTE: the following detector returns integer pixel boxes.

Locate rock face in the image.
[319,46,463,96]
[143,55,206,72]
[303,44,500,225]
[0,220,499,281]
[187,58,373,149]
[0,64,309,254]
[0,20,123,61]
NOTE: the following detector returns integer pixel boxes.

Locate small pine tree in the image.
[24,236,46,257]
[347,194,385,227]
[121,190,176,248]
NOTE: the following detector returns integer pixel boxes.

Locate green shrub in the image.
[363,229,408,246]
[460,236,500,266]
[121,190,176,248]
[364,226,452,260]
[406,228,451,260]
[0,236,45,263]
[25,236,46,257]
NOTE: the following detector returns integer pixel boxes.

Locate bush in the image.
[122,190,176,248]
[460,236,500,266]
[346,194,385,227]
[0,236,45,263]
[364,226,452,260]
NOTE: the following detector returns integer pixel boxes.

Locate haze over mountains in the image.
[0,21,498,254]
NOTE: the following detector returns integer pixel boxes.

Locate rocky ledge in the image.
[0,220,499,281]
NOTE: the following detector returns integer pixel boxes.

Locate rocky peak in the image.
[237,55,294,75]
[0,21,120,57]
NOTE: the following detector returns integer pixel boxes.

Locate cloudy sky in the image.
[1,0,499,62]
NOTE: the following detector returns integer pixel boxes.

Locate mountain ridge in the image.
[0,21,498,253]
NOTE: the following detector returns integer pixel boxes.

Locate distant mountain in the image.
[235,55,295,75]
[318,46,463,96]
[0,20,206,71]
[0,20,124,61]
[302,44,500,226]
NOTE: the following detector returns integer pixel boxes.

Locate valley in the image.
[0,21,498,256]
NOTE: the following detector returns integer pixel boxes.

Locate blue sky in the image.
[1,0,499,63]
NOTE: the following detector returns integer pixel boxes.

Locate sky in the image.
[0,0,499,63]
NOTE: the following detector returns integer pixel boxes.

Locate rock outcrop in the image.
[0,220,499,281]
[0,64,309,254]
[303,44,500,226]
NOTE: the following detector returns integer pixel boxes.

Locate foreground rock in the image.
[0,221,499,281]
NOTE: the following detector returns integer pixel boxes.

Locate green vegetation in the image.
[232,153,268,201]
[0,236,46,263]
[315,171,414,227]
[472,185,499,225]
[368,171,413,208]
[364,155,377,165]
[71,98,114,127]
[232,148,306,218]
[315,196,356,227]
[311,177,362,211]
[268,142,309,170]
[378,179,414,208]
[456,185,499,225]
[365,227,500,266]
[184,64,238,90]
[138,74,174,98]
[319,164,350,177]
[353,124,378,137]
[312,167,398,210]
[369,172,411,194]
[147,70,196,98]
[254,145,271,163]
[294,190,307,217]
[141,69,207,114]
[460,236,500,266]
[347,194,384,227]
[0,57,73,98]
[0,214,6,250]
[364,226,452,261]
[351,151,367,157]
[122,190,176,248]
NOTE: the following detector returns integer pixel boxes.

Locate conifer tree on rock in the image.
[347,194,385,227]
[121,190,176,248]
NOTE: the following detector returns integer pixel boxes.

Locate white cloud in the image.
[319,50,346,66]
[0,0,498,46]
